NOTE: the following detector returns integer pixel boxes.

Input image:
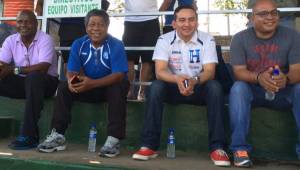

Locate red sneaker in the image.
[132,147,158,161]
[210,149,231,167]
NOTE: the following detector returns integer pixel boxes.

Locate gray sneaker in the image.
[38,129,66,153]
[99,136,120,158]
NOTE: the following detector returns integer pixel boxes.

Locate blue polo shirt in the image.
[67,34,128,79]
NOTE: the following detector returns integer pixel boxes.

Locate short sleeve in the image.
[0,36,13,64]
[202,36,218,64]
[288,30,300,65]
[110,41,128,73]
[230,33,247,66]
[38,33,56,64]
[152,36,169,61]
[67,40,81,73]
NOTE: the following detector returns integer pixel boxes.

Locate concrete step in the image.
[0,139,299,170]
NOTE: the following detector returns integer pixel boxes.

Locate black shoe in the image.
[9,136,38,150]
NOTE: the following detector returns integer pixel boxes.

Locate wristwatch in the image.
[192,76,200,83]
[14,67,21,75]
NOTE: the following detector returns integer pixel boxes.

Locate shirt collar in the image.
[88,34,110,49]
[16,31,40,43]
[174,31,198,44]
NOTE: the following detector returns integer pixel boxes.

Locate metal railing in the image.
[1,7,299,81]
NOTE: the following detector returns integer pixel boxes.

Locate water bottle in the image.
[88,123,97,152]
[166,128,176,159]
[265,67,280,101]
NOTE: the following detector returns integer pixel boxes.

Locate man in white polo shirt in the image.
[132,5,230,167]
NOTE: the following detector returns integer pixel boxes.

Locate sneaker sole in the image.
[234,161,252,168]
[8,143,38,150]
[132,153,158,161]
[212,160,231,167]
[99,151,120,158]
[38,145,66,153]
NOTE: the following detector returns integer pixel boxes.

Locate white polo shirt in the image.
[153,30,218,78]
[125,0,158,22]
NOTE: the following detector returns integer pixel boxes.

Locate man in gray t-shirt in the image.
[229,0,300,168]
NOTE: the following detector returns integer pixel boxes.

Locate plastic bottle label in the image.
[168,136,175,144]
[89,132,96,138]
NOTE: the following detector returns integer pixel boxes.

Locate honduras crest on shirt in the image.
[189,49,200,63]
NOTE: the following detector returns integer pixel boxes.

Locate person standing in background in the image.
[123,0,161,101]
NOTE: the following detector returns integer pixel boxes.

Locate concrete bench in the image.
[0,96,297,160]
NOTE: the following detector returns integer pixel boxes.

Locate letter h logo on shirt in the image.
[189,49,200,63]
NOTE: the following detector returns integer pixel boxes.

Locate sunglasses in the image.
[254,9,279,18]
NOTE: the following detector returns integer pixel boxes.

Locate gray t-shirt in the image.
[230,26,300,73]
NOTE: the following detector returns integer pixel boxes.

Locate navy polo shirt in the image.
[67,34,128,79]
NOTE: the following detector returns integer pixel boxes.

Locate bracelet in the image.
[192,76,200,84]
[286,75,289,84]
[256,72,261,83]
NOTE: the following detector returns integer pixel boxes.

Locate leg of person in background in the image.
[137,18,160,101]
[127,60,136,100]
[122,21,141,100]
[138,61,152,101]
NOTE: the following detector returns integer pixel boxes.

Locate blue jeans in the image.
[140,80,226,151]
[229,81,300,156]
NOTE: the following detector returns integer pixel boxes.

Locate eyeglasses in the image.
[254,9,279,18]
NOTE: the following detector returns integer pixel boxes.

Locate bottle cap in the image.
[91,123,96,128]
[273,68,280,76]
[169,128,175,133]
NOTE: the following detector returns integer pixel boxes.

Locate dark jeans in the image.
[0,72,58,138]
[51,79,129,139]
[229,81,300,156]
[141,80,226,151]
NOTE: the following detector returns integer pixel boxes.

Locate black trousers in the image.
[0,72,58,138]
[51,79,129,140]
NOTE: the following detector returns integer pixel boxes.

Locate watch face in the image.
[14,67,19,75]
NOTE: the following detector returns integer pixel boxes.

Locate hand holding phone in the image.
[70,75,80,84]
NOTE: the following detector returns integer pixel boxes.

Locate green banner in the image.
[46,0,101,17]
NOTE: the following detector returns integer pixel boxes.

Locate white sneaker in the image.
[99,136,120,158]
[38,129,66,153]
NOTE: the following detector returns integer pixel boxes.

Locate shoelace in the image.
[215,149,228,157]
[235,151,248,158]
[45,129,58,142]
[16,136,28,142]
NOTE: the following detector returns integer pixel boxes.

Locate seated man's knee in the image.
[57,81,69,91]
[230,81,250,96]
[205,80,223,95]
[293,83,300,93]
[108,80,129,95]
[25,72,45,82]
[148,80,166,97]
[292,83,300,98]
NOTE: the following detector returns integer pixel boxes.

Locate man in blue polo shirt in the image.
[37,9,129,158]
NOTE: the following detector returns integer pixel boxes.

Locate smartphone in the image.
[70,75,80,84]
[183,79,189,88]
